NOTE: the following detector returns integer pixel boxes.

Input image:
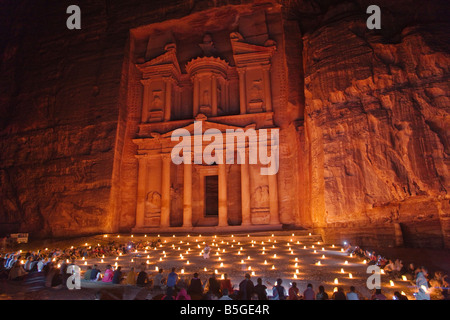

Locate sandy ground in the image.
[1,231,444,300]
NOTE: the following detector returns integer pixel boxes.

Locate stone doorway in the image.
[204,175,218,216]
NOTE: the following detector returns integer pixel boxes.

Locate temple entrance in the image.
[204,175,218,216]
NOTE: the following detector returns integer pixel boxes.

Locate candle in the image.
[334,278,339,284]
[349,273,353,279]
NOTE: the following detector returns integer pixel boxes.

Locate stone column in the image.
[218,163,228,227]
[240,159,251,226]
[183,160,193,228]
[237,68,246,114]
[193,76,199,117]
[268,173,280,225]
[262,65,273,112]
[141,80,150,122]
[135,156,148,228]
[160,154,171,227]
[211,75,218,117]
[164,78,172,122]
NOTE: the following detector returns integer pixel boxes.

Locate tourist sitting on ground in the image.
[371,288,387,300]
[288,282,300,300]
[254,278,268,300]
[238,273,255,300]
[167,267,178,289]
[332,287,347,300]
[220,273,233,295]
[344,242,352,253]
[112,266,123,284]
[177,276,189,290]
[393,259,404,278]
[207,273,221,297]
[346,286,359,300]
[271,278,286,300]
[8,260,27,281]
[126,267,137,286]
[136,265,150,287]
[187,272,204,299]
[415,267,430,300]
[176,288,191,300]
[83,266,93,280]
[405,263,416,281]
[162,287,175,300]
[102,265,114,283]
[430,271,449,300]
[24,256,35,272]
[394,291,408,300]
[90,264,101,281]
[384,260,395,276]
[316,285,329,300]
[219,288,233,300]
[303,283,315,300]
[152,268,165,290]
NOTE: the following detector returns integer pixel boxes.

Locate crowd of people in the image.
[344,242,449,300]
[0,238,448,300]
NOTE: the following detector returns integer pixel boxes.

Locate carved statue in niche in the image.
[202,89,210,106]
[248,79,264,113]
[148,90,164,122]
[249,79,263,102]
[151,90,163,110]
[145,191,161,218]
[251,185,270,224]
[251,185,269,209]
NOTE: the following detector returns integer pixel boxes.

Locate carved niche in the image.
[136,43,181,123]
[230,32,276,114]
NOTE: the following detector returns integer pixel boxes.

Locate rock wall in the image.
[298,1,450,247]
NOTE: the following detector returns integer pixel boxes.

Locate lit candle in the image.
[402,275,407,281]
[390,280,395,287]
[349,273,353,279]
[334,278,339,284]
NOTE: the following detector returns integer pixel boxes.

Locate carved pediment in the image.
[230,32,276,67]
[137,42,181,79]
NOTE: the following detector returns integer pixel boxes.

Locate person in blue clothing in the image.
[167,267,178,289]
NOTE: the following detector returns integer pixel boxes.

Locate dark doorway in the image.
[204,175,218,216]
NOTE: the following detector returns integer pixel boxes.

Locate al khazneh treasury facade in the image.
[116,4,307,233]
